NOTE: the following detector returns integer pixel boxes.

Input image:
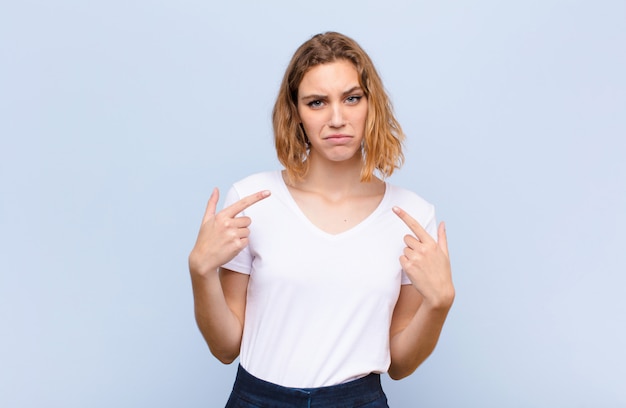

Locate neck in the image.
[293,152,381,197]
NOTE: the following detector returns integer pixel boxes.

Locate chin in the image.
[326,151,362,163]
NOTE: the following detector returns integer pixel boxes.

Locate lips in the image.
[324,134,352,140]
[323,135,353,146]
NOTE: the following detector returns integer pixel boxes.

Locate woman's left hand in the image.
[392,207,455,310]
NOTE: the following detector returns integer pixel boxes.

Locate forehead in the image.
[298,60,360,93]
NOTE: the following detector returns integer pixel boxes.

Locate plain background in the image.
[1,1,625,407]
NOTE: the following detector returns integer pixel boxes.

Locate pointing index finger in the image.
[224,190,271,217]
[393,206,431,242]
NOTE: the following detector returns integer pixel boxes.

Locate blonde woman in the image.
[189,32,454,407]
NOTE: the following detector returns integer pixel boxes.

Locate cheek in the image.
[356,102,368,121]
[355,109,368,131]
[300,115,322,133]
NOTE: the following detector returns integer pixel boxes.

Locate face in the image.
[297,59,368,165]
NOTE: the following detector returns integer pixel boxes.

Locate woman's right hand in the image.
[188,188,271,277]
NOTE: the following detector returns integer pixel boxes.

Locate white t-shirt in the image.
[222,171,436,388]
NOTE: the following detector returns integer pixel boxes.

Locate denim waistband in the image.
[229,364,385,408]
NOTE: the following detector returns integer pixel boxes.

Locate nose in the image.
[328,103,345,128]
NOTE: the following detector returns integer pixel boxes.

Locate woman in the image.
[189,32,454,407]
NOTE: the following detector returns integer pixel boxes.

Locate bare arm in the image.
[190,267,248,363]
[388,284,452,379]
[388,207,455,379]
[188,188,270,363]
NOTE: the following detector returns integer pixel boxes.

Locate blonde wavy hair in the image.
[272,32,405,183]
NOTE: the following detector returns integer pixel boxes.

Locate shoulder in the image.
[384,183,437,236]
[230,170,282,196]
[223,170,284,212]
[386,183,435,216]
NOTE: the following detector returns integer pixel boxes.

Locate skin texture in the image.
[188,59,454,379]
[188,188,269,363]
[289,60,384,234]
[298,60,368,167]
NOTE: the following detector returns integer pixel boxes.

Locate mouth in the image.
[324,134,353,140]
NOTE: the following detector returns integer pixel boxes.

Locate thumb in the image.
[202,188,220,223]
[438,221,449,257]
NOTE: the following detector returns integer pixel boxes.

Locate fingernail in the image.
[262,190,271,197]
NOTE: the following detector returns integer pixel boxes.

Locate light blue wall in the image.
[1,1,625,407]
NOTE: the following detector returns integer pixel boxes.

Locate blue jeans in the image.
[225,364,389,407]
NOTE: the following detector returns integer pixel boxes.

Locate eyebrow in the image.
[300,86,363,101]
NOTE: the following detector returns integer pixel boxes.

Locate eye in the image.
[345,95,363,105]
[307,100,324,109]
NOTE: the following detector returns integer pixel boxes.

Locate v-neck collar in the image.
[274,170,390,240]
